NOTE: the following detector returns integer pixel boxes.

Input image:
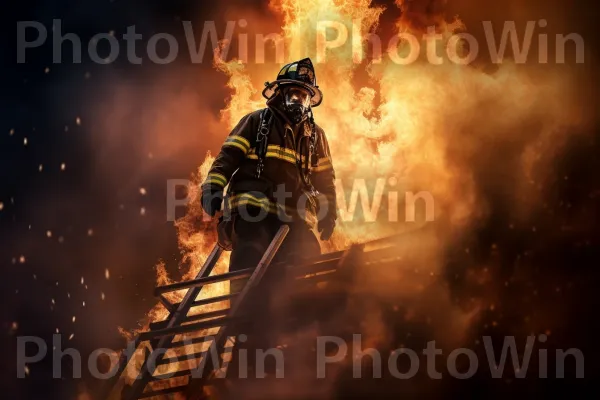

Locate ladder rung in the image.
[157,345,233,365]
[151,368,193,382]
[149,320,168,331]
[155,269,253,296]
[189,292,238,308]
[157,350,207,366]
[283,250,346,269]
[184,308,230,323]
[147,308,232,336]
[166,334,212,349]
[138,384,188,398]
[139,316,231,341]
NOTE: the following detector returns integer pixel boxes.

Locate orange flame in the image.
[116,0,583,396]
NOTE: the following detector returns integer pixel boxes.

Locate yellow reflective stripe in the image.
[265,151,296,164]
[204,172,227,187]
[228,193,298,215]
[313,164,332,172]
[229,193,270,205]
[229,193,278,214]
[203,177,225,187]
[270,145,296,159]
[313,156,333,172]
[318,156,332,165]
[236,135,251,149]
[223,141,248,153]
[246,146,298,165]
[226,135,251,149]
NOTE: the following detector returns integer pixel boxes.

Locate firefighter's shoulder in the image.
[239,108,266,123]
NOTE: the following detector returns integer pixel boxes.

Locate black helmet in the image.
[262,58,323,107]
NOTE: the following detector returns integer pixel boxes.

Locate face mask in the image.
[283,86,311,124]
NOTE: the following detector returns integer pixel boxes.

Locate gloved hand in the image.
[318,216,336,241]
[201,190,223,217]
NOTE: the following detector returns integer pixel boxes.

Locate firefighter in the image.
[200,58,337,290]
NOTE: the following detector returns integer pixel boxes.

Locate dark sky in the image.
[1,1,600,399]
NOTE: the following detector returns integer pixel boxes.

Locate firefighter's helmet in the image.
[262,58,323,107]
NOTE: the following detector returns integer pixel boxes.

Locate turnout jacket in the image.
[202,106,337,223]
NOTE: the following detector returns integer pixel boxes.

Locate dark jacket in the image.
[202,104,337,224]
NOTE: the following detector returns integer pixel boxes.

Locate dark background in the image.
[1,0,600,399]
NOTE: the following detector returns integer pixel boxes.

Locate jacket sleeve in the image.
[201,112,256,193]
[312,128,337,221]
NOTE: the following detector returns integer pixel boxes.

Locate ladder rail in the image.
[107,245,224,400]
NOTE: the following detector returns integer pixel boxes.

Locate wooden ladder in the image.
[103,225,290,400]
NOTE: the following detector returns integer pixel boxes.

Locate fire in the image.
[117,0,583,396]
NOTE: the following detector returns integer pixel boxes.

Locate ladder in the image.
[103,228,407,400]
[103,225,290,400]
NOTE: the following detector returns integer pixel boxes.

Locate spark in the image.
[9,129,14,136]
[58,236,64,243]
[139,187,147,195]
[24,365,30,376]
[44,67,50,74]
[140,207,146,216]
[87,228,94,236]
[76,117,81,125]
[61,163,66,171]
[0,202,3,211]
[101,292,106,300]
[105,269,110,280]
[23,137,28,146]
[81,277,84,284]
[19,255,26,264]
[69,333,75,340]
[46,230,52,238]
[82,301,86,307]
[72,316,76,323]
[39,164,43,172]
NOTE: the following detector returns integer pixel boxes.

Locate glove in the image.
[201,190,223,217]
[317,216,336,241]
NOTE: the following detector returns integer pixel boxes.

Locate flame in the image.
[117,0,583,397]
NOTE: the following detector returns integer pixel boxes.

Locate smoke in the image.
[76,0,598,398]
